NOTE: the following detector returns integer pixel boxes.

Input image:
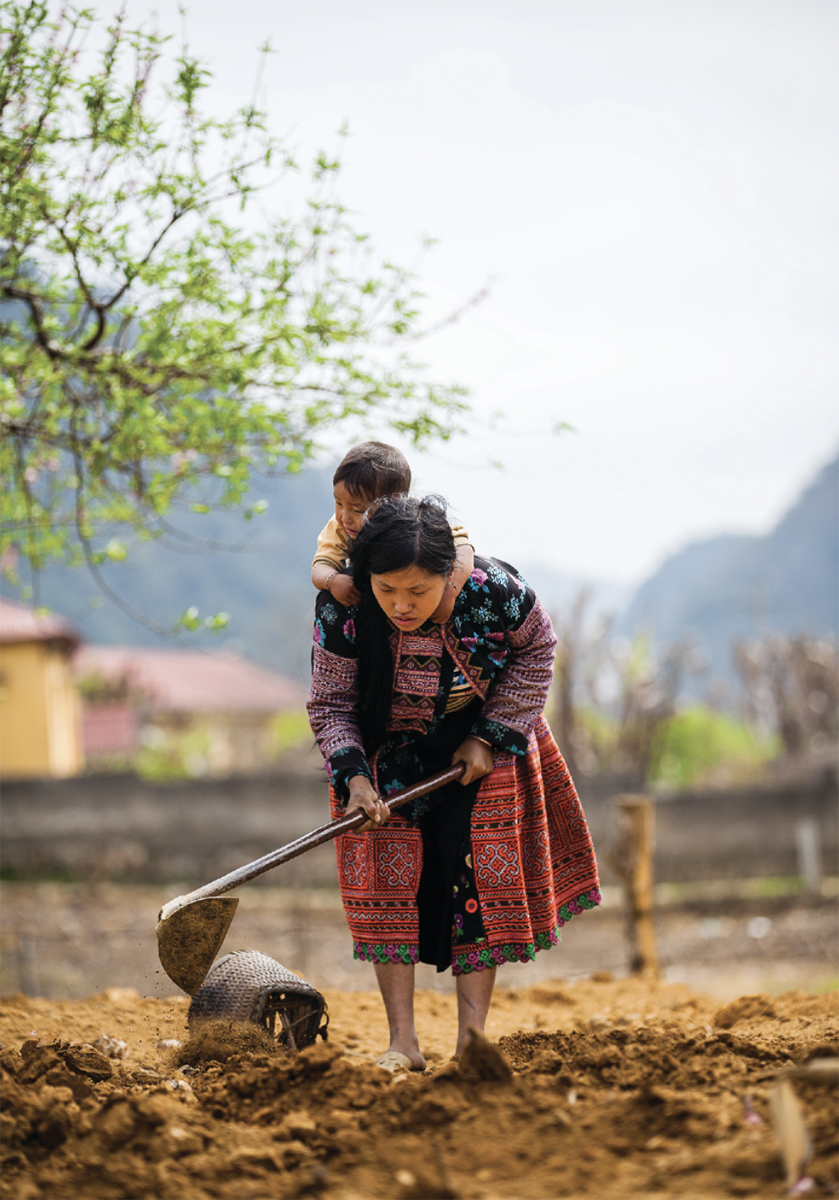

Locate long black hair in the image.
[350,494,456,752]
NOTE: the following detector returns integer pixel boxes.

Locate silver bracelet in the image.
[324,571,339,592]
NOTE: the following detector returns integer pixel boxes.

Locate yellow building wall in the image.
[0,641,84,778]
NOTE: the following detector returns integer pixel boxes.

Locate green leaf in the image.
[105,539,129,562]
[178,606,201,632]
[0,1,490,626]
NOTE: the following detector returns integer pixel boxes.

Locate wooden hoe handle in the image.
[161,763,466,913]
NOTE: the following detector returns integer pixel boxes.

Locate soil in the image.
[2,974,837,1200]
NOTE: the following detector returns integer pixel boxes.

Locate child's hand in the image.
[329,573,361,606]
[431,580,456,623]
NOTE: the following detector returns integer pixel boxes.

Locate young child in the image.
[311,441,474,622]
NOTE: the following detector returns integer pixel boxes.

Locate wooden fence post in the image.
[612,794,659,979]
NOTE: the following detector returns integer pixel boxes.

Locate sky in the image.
[102,1,837,585]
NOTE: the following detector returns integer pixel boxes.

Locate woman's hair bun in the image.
[350,493,455,581]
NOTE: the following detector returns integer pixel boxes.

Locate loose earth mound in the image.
[1,976,836,1199]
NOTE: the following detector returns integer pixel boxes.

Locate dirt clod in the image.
[63,1044,114,1080]
[715,993,778,1028]
[459,1026,513,1083]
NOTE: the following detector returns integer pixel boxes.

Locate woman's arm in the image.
[307,593,372,797]
[474,597,556,744]
[463,563,557,754]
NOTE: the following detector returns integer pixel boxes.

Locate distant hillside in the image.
[3,466,634,680]
[619,454,839,688]
[6,454,835,690]
[2,468,335,681]
[516,561,631,623]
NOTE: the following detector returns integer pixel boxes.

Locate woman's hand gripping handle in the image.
[346,775,390,831]
[451,735,494,785]
[344,763,470,830]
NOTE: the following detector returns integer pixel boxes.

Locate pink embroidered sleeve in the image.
[307,644,368,782]
[472,598,557,749]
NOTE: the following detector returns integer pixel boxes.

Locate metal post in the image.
[795,817,822,895]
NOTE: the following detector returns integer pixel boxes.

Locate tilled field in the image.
[1,976,837,1199]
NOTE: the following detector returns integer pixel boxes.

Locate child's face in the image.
[333,481,375,540]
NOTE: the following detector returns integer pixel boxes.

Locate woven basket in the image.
[188,950,328,1051]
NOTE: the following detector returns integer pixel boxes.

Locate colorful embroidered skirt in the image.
[331,715,601,974]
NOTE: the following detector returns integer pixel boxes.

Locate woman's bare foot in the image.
[377,1041,426,1072]
[386,1036,427,1075]
[454,1032,471,1058]
[372,961,426,1070]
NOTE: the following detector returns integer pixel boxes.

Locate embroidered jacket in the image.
[307,557,557,791]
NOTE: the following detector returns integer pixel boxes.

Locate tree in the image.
[734,634,839,760]
[0,4,468,628]
[549,590,695,784]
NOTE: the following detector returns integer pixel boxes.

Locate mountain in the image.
[619,454,839,687]
[6,453,834,689]
[3,466,632,680]
[515,561,631,623]
[2,468,336,681]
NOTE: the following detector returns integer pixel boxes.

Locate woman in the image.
[307,495,600,1069]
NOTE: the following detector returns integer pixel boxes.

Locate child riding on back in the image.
[311,441,474,622]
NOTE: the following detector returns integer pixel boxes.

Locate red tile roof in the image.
[0,598,81,649]
[73,645,306,713]
[83,703,139,755]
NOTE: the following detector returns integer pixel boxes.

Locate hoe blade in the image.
[156,897,239,995]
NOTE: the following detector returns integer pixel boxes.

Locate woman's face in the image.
[370,563,450,632]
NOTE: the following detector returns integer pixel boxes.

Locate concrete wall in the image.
[1,767,836,888]
[580,776,838,887]
[0,766,335,888]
